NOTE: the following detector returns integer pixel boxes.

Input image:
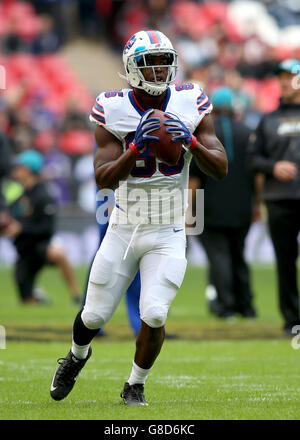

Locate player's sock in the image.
[71,340,91,360]
[128,361,152,385]
[72,310,100,355]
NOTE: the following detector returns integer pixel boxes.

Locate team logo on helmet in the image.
[123,35,137,54]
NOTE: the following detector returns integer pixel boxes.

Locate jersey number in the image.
[175,83,194,91]
[125,133,185,178]
[105,90,124,98]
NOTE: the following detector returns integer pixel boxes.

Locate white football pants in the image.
[81,222,187,330]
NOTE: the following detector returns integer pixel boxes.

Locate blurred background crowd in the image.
[0,0,300,266]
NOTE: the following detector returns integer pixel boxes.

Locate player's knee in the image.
[81,310,106,330]
[83,278,119,330]
[141,305,167,328]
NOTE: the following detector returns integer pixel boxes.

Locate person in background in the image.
[248,59,300,336]
[189,87,257,319]
[31,14,60,55]
[2,149,81,304]
[1,16,26,55]
[61,96,90,132]
[0,129,12,233]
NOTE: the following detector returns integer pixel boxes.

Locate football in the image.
[146,109,182,166]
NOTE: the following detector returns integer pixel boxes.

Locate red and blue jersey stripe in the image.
[197,91,212,115]
[91,99,106,124]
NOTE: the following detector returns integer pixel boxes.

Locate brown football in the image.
[146,109,182,166]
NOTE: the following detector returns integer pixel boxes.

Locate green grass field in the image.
[1,264,300,420]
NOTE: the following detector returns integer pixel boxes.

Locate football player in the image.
[50,30,227,406]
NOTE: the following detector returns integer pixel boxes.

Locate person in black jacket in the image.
[248,59,300,336]
[0,131,12,231]
[2,150,81,304]
[190,87,258,319]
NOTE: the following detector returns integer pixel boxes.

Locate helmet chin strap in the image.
[118,71,167,96]
[142,81,167,96]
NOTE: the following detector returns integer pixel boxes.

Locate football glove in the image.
[164,113,197,149]
[129,109,160,155]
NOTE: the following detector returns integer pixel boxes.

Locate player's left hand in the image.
[164,114,197,148]
[129,109,160,155]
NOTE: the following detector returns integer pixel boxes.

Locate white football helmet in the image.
[121,30,178,96]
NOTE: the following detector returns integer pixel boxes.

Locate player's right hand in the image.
[273,161,298,181]
[129,109,160,155]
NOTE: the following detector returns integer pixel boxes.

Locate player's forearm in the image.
[248,153,276,176]
[191,141,228,181]
[95,149,137,190]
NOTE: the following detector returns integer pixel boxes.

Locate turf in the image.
[0,264,300,420]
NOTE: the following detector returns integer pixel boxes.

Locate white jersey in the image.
[89,82,213,226]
